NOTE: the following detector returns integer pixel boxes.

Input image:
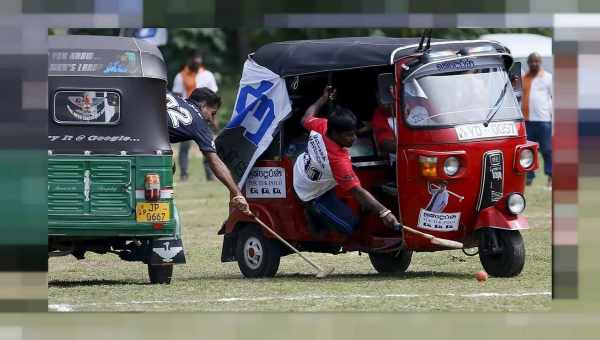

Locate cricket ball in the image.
[475,271,488,282]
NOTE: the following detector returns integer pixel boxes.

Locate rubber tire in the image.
[148,264,173,284]
[236,225,281,278]
[478,229,525,277]
[369,249,413,274]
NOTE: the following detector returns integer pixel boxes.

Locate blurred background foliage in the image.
[53,28,552,126]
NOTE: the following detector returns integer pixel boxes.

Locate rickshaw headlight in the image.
[507,193,526,215]
[418,156,438,177]
[443,157,460,176]
[519,148,534,169]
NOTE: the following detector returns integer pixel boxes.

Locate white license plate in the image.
[455,121,517,141]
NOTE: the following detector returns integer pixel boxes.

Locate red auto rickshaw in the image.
[217,36,538,278]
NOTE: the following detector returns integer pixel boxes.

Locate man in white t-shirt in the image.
[172,54,218,95]
[171,53,219,182]
[522,52,553,187]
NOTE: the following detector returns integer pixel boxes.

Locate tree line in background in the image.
[53,27,551,125]
[59,28,551,86]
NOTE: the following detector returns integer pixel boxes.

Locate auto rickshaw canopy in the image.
[48,35,167,80]
[48,35,171,154]
[251,36,511,77]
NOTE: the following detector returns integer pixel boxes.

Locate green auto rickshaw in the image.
[48,35,185,284]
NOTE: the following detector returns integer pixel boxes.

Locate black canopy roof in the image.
[48,35,167,81]
[251,36,510,77]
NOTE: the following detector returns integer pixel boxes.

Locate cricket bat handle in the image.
[402,225,435,240]
[395,223,464,249]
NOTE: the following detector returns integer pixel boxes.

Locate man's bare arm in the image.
[204,152,251,215]
[301,95,327,126]
[350,186,386,214]
[301,87,334,126]
[204,152,241,196]
[350,186,399,229]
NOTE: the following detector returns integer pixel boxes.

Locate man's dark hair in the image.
[185,57,200,73]
[189,87,222,108]
[328,106,357,134]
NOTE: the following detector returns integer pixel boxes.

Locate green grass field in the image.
[48,152,551,312]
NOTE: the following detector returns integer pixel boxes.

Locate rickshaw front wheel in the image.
[235,225,281,278]
[148,264,173,284]
[368,249,413,274]
[478,229,525,277]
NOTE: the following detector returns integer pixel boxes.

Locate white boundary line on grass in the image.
[49,304,74,312]
[49,291,551,311]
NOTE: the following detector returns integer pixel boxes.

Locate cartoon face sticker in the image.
[67,92,104,121]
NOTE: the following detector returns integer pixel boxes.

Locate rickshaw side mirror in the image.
[377,73,395,105]
[509,61,523,104]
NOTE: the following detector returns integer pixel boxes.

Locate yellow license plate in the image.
[136,202,170,223]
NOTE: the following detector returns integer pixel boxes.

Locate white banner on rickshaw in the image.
[216,58,292,187]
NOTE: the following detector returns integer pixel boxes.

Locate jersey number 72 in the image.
[166,93,193,128]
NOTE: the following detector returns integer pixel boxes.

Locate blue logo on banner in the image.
[227,80,275,146]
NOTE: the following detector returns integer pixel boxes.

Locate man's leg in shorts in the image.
[178,141,190,181]
[305,190,359,235]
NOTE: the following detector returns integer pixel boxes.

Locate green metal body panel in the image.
[48,154,179,238]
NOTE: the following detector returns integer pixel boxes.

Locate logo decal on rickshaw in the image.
[67,93,105,121]
[435,58,475,72]
[55,90,120,125]
[103,51,138,74]
[227,80,276,145]
[477,151,504,211]
[418,182,463,232]
[152,239,184,263]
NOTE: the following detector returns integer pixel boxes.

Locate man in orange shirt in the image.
[172,54,219,182]
[522,52,553,187]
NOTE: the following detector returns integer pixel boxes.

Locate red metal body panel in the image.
[393,62,538,252]
[474,206,529,231]
[221,57,539,254]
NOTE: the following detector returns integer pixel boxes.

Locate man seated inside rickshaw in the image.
[372,84,397,162]
[372,79,433,157]
[165,88,251,217]
[293,86,401,236]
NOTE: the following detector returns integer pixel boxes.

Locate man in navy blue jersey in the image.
[166,88,251,216]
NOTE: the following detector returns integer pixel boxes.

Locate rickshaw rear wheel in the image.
[148,264,173,284]
[236,225,281,278]
[368,249,413,274]
[478,229,525,277]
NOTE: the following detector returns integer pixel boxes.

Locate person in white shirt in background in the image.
[522,52,553,188]
[171,53,219,182]
[172,53,218,94]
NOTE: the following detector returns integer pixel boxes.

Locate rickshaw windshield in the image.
[403,66,521,127]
